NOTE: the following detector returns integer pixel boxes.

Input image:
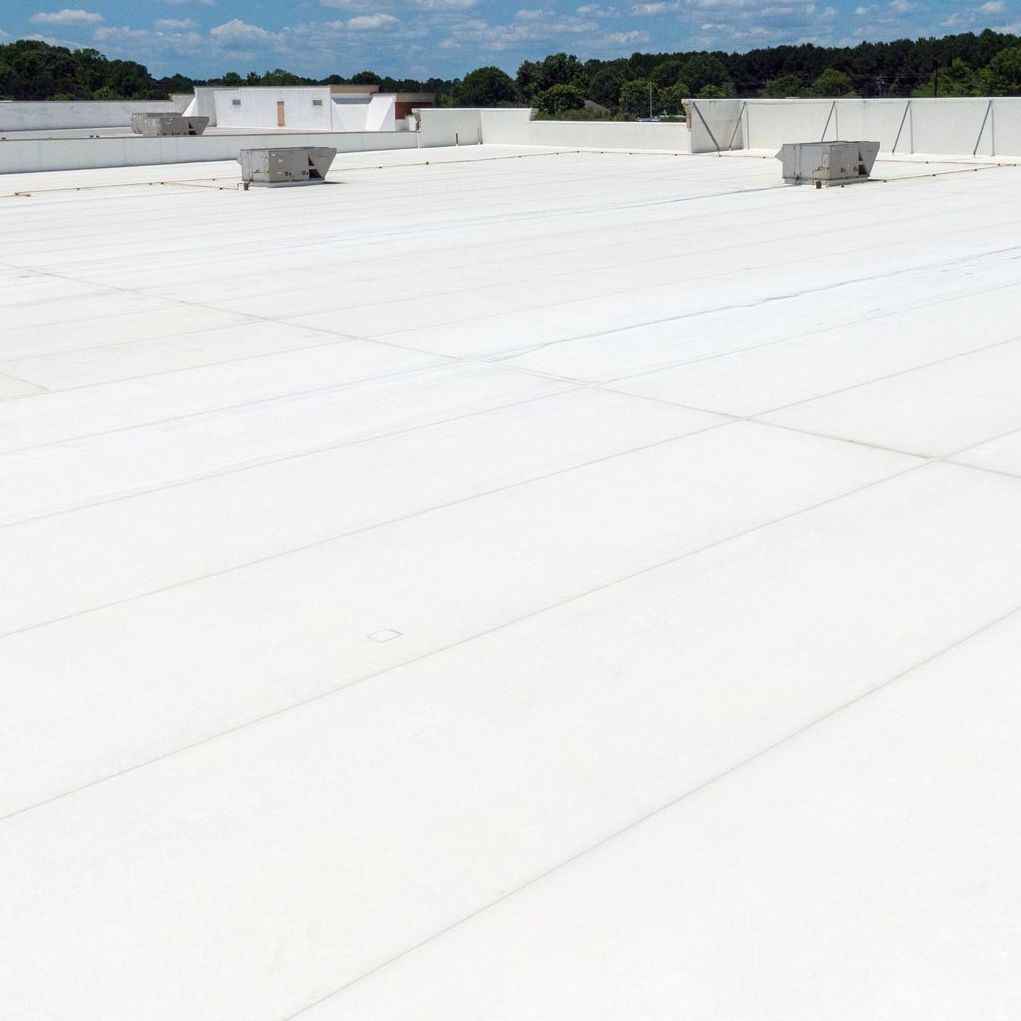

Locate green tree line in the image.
[0,40,450,102]
[4,32,1021,117]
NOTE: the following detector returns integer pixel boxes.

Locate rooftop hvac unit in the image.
[237,147,337,187]
[130,113,209,137]
[776,141,880,186]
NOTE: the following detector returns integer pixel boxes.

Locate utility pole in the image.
[649,82,653,119]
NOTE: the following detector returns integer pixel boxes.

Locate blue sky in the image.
[2,0,1018,79]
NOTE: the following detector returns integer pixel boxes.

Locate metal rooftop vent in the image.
[130,113,209,137]
[776,141,880,187]
[238,147,338,187]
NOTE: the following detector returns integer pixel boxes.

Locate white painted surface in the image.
[365,94,396,132]
[2,145,1021,1020]
[314,606,1021,1020]
[213,88,336,131]
[0,100,180,132]
[417,107,484,147]
[483,114,690,151]
[202,87,398,133]
[0,130,417,174]
[694,96,1021,156]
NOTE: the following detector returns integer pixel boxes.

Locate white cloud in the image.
[93,25,152,43]
[155,17,194,28]
[163,0,215,6]
[576,3,619,14]
[603,28,649,40]
[346,12,399,27]
[980,0,1004,11]
[888,0,913,11]
[631,1,675,12]
[412,0,479,8]
[439,10,598,50]
[689,0,757,9]
[30,8,103,23]
[209,17,276,43]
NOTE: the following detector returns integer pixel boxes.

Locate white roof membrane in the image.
[2,145,1021,1019]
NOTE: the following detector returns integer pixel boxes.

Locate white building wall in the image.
[417,108,484,147]
[330,97,371,132]
[185,88,219,125]
[991,100,1021,155]
[213,88,336,131]
[692,97,1021,157]
[908,99,992,154]
[183,88,389,133]
[478,109,536,138]
[0,130,418,175]
[484,115,690,151]
[741,100,831,150]
[417,108,690,151]
[0,100,179,132]
[825,100,911,150]
[365,95,396,132]
[686,99,744,153]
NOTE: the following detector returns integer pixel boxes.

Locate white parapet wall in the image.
[0,100,182,133]
[689,97,1021,157]
[418,107,689,151]
[0,130,418,175]
[482,113,689,151]
[417,108,486,147]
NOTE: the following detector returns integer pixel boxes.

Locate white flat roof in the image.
[4,144,1021,1019]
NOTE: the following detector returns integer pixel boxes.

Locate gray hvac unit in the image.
[776,141,880,186]
[237,147,337,187]
[130,113,209,137]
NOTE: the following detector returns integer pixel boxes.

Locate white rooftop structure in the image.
[3,142,1021,1019]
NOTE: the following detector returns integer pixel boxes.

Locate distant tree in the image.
[588,63,628,107]
[661,82,689,113]
[105,58,159,97]
[536,52,586,91]
[455,66,516,106]
[519,52,586,102]
[535,82,586,115]
[10,29,1021,105]
[262,68,309,86]
[619,78,662,117]
[160,73,196,93]
[978,45,1021,94]
[912,57,977,96]
[812,67,855,96]
[697,82,737,98]
[681,53,733,95]
[74,47,107,96]
[516,59,543,101]
[761,73,805,97]
[650,57,686,88]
